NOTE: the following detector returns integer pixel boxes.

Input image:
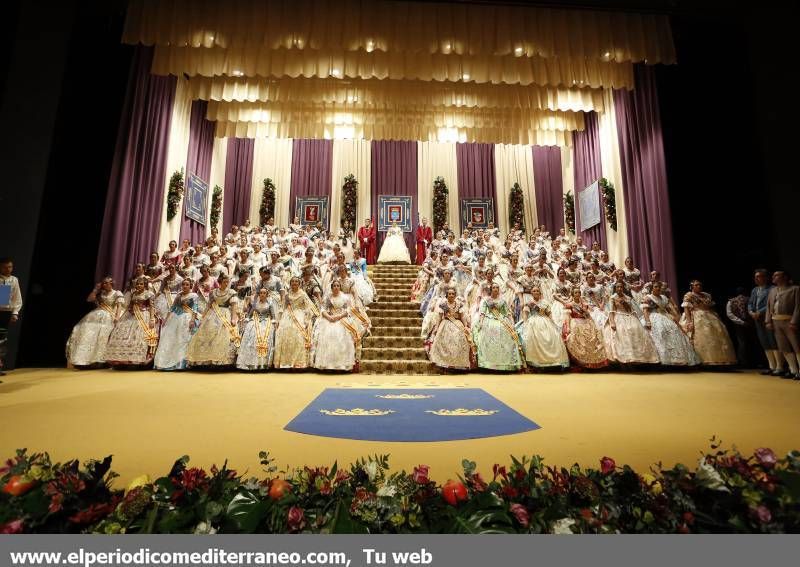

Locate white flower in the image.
[365,461,379,482]
[377,485,397,498]
[194,522,218,535]
[551,518,576,535]
[695,457,730,492]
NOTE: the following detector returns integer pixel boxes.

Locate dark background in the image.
[0,0,797,367]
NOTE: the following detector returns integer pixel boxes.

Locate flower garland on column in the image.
[341,174,358,234]
[508,182,525,233]
[166,169,185,221]
[210,185,223,231]
[432,176,448,235]
[563,191,576,235]
[260,178,276,226]
[599,178,618,231]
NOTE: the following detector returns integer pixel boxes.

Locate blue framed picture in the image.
[296,196,329,228]
[377,195,412,232]
[460,198,494,230]
[185,172,208,225]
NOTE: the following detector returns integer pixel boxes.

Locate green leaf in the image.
[775,470,800,499]
[226,489,268,533]
[330,500,369,534]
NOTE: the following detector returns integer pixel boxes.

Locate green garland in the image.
[210,185,223,231]
[166,169,185,221]
[508,182,525,233]
[432,176,448,235]
[340,174,358,233]
[564,191,576,235]
[599,178,618,231]
[260,178,276,227]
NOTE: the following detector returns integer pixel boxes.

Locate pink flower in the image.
[0,519,24,534]
[753,505,772,524]
[412,465,430,484]
[600,457,616,475]
[287,506,306,532]
[754,448,778,469]
[509,503,529,528]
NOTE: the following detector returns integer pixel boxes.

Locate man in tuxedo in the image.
[415,217,433,265]
[357,218,377,264]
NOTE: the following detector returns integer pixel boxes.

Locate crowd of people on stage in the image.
[57,215,800,379]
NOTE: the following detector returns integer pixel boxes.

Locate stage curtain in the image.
[597,89,630,268]
[417,142,459,235]
[288,139,334,226]
[125,0,675,64]
[370,140,418,256]
[157,75,192,254]
[208,136,228,234]
[330,139,371,236]
[456,143,497,233]
[494,144,537,236]
[532,145,565,236]
[95,46,177,285]
[188,76,605,113]
[222,137,255,234]
[572,111,607,251]
[614,65,677,296]
[248,138,293,228]
[180,100,216,245]
[560,144,575,239]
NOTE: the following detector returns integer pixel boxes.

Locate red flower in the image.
[579,508,593,520]
[334,470,351,485]
[319,480,332,495]
[287,506,306,532]
[0,519,24,534]
[68,503,115,525]
[492,464,507,481]
[469,472,488,493]
[754,448,778,469]
[677,524,690,534]
[514,469,526,482]
[502,485,519,499]
[175,467,209,493]
[0,458,16,475]
[412,465,430,484]
[441,479,468,506]
[683,512,695,525]
[600,457,616,475]
[753,505,772,524]
[47,491,64,514]
[509,503,530,528]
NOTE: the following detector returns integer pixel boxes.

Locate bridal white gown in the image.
[377,227,411,264]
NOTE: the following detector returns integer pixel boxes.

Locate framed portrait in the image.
[578,180,601,232]
[184,172,208,225]
[295,196,329,228]
[377,195,412,232]
[460,198,494,230]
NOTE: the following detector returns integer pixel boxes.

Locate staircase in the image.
[361,264,436,375]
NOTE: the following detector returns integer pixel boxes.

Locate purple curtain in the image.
[222,137,255,234]
[288,139,333,226]
[572,112,607,251]
[180,99,215,245]
[614,64,677,294]
[531,145,564,235]
[95,46,177,285]
[456,142,497,232]
[370,140,418,255]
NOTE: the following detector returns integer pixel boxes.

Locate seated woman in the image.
[471,283,524,371]
[312,280,358,371]
[603,282,660,365]
[154,278,200,370]
[563,287,608,369]
[153,263,184,320]
[581,272,610,330]
[377,222,411,264]
[66,276,124,368]
[236,288,278,371]
[550,268,572,331]
[427,286,474,371]
[641,281,700,366]
[349,248,376,307]
[273,277,316,369]
[517,286,569,370]
[411,250,438,303]
[680,280,737,365]
[421,269,455,338]
[186,274,240,367]
[105,276,160,367]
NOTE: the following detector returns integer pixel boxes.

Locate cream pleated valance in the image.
[187,76,605,113]
[125,0,675,64]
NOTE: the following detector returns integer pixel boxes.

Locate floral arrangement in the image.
[2,441,799,534]
[210,185,223,231]
[599,178,618,231]
[564,191,576,235]
[166,169,185,221]
[260,178,276,227]
[508,183,525,233]
[432,177,448,235]
[341,174,358,234]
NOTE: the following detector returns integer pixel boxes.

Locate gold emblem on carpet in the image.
[375,393,434,399]
[424,409,499,416]
[319,408,396,416]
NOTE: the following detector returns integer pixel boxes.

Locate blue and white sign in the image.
[185,172,208,225]
[578,180,601,232]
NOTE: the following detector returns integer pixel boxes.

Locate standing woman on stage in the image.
[273,276,316,369]
[236,288,278,370]
[105,277,160,367]
[563,287,608,369]
[160,240,182,268]
[154,278,200,370]
[471,283,524,371]
[428,286,474,370]
[194,264,218,313]
[311,280,358,371]
[349,247,376,307]
[680,280,737,365]
[517,286,569,371]
[66,276,124,368]
[154,263,184,320]
[411,250,438,303]
[641,281,700,366]
[603,282,660,365]
[186,274,241,367]
[550,268,572,331]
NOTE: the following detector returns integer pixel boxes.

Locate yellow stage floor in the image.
[1,368,798,485]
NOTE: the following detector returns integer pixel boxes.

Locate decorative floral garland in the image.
[508,182,525,233]
[341,174,358,233]
[432,176,448,235]
[210,185,223,231]
[599,177,618,231]
[260,178,276,227]
[563,191,576,235]
[166,169,185,221]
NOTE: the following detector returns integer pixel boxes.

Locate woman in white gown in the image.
[641,281,700,366]
[154,278,200,370]
[236,288,278,370]
[186,274,241,367]
[377,222,411,264]
[517,286,569,370]
[66,277,124,368]
[312,280,357,371]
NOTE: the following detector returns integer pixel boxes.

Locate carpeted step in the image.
[370,300,420,311]
[375,283,413,292]
[375,291,413,302]
[370,276,418,285]
[361,347,428,361]
[370,315,423,327]
[363,335,425,349]
[371,325,423,338]
[360,359,437,375]
[368,307,421,318]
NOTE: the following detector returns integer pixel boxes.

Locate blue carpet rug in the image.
[284,388,540,442]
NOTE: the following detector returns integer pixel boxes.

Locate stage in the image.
[1,368,797,485]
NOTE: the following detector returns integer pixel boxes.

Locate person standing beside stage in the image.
[0,257,23,376]
[357,218,377,265]
[725,286,752,367]
[749,269,783,376]
[415,217,433,265]
[765,270,800,379]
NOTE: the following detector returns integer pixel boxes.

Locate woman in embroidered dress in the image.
[178,254,199,283]
[236,288,278,370]
[623,256,644,304]
[273,277,316,369]
[450,245,473,298]
[550,268,572,331]
[603,282,660,365]
[154,278,200,370]
[428,286,473,370]
[471,283,524,371]
[517,286,569,370]
[532,254,556,303]
[160,240,182,268]
[349,248,376,307]
[641,281,700,366]
[312,280,357,371]
[680,280,737,365]
[411,250,438,303]
[66,276,124,368]
[105,277,160,367]
[186,274,240,367]
[194,264,218,313]
[421,269,455,338]
[154,264,184,320]
[582,272,610,330]
[563,287,608,369]
[517,264,539,313]
[377,222,411,264]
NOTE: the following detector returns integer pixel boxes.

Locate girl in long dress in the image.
[154,279,200,370]
[680,280,737,365]
[603,283,660,365]
[563,287,608,369]
[273,277,316,369]
[311,280,358,371]
[421,269,455,338]
[428,286,474,370]
[194,264,218,313]
[471,283,524,371]
[582,272,610,329]
[154,264,184,320]
[517,287,569,370]
[349,248,376,307]
[622,257,645,304]
[66,277,124,368]
[377,222,411,264]
[550,268,572,331]
[236,288,278,370]
[186,274,240,367]
[411,250,438,303]
[105,277,160,367]
[641,281,700,366]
